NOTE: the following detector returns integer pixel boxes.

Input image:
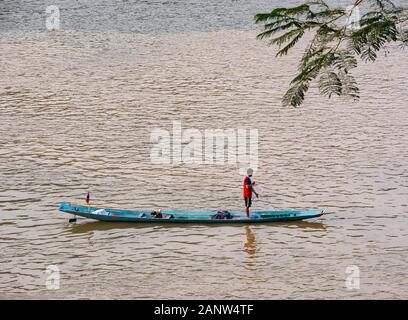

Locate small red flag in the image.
[86,192,90,205]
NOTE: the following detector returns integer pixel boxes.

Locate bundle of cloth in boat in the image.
[149,210,174,219]
[92,209,111,216]
[211,210,233,219]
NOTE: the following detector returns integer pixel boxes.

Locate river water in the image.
[0,0,407,299]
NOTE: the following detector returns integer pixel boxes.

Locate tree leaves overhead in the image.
[255,0,407,107]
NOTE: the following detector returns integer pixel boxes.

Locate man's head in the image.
[247,168,253,177]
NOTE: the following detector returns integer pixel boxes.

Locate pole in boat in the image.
[86,191,90,217]
[69,191,90,223]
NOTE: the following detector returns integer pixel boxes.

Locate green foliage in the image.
[255,0,408,107]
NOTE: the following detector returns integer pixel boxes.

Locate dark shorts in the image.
[244,197,252,208]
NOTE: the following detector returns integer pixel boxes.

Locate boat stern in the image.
[59,202,71,213]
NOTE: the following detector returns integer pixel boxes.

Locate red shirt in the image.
[243,176,252,198]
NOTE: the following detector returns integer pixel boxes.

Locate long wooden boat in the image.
[59,202,325,224]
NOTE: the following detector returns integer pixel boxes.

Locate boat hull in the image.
[59,202,325,224]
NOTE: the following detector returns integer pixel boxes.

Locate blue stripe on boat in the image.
[59,202,325,223]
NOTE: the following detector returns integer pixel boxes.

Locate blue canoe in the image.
[59,202,325,224]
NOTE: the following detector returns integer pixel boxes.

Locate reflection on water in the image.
[67,219,328,235]
[244,226,256,256]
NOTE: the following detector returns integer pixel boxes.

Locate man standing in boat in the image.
[243,168,258,217]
